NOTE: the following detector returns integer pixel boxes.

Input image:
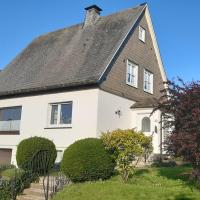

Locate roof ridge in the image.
[100,4,146,19]
[20,4,147,48]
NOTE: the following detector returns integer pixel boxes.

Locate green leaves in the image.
[101,129,153,182]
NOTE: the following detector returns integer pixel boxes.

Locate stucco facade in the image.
[0,88,162,165]
[0,89,99,165]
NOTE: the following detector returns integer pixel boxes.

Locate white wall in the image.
[0,88,162,165]
[131,108,161,154]
[97,90,135,135]
[97,90,162,154]
[0,88,99,165]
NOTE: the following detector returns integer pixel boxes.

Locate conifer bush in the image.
[16,137,57,173]
[61,138,115,182]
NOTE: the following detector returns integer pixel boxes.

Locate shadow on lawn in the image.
[157,164,191,180]
[134,169,150,177]
[156,164,198,189]
[174,193,195,200]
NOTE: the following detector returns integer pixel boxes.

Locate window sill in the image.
[0,131,20,135]
[144,90,153,95]
[44,126,72,129]
[126,82,138,88]
[139,39,145,43]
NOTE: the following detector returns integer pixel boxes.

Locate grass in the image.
[0,168,19,180]
[53,165,200,200]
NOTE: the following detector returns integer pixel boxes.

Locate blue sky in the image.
[0,0,199,82]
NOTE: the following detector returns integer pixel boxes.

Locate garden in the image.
[1,80,200,200]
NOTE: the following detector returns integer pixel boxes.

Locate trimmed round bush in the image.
[16,137,57,173]
[61,138,115,182]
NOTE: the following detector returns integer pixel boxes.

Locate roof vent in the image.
[84,5,102,27]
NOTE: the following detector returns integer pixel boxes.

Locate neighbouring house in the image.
[0,3,167,165]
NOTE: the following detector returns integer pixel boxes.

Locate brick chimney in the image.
[84,5,102,27]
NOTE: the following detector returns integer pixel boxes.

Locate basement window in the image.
[49,102,72,127]
[139,26,146,43]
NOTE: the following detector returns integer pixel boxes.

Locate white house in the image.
[0,4,167,165]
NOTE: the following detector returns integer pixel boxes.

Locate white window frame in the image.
[141,117,151,132]
[126,60,138,88]
[139,26,146,43]
[48,101,72,128]
[143,69,153,94]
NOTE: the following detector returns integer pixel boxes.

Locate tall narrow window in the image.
[139,26,146,42]
[142,117,151,132]
[50,105,58,125]
[126,60,138,88]
[60,103,72,124]
[144,69,153,94]
[49,102,72,126]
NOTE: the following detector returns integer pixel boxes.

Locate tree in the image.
[101,129,152,182]
[156,79,200,181]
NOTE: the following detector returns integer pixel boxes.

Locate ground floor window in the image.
[0,106,22,132]
[49,102,72,127]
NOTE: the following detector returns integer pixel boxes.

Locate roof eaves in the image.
[0,80,98,98]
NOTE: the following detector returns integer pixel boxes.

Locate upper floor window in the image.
[142,117,151,132]
[0,106,22,131]
[49,102,72,127]
[139,26,146,43]
[144,69,153,94]
[126,60,138,88]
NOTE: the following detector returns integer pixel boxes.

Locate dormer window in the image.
[139,26,146,42]
[126,60,138,88]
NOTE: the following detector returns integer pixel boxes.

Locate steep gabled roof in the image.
[0,4,146,96]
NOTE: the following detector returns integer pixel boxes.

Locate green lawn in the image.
[0,168,18,180]
[53,165,200,200]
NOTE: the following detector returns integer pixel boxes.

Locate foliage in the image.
[61,138,115,182]
[101,129,153,182]
[0,170,39,200]
[0,179,11,200]
[16,136,57,173]
[53,165,200,200]
[155,79,200,182]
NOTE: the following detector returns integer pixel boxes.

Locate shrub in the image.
[101,129,153,182]
[0,179,11,200]
[0,170,38,200]
[16,137,57,173]
[61,138,115,182]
